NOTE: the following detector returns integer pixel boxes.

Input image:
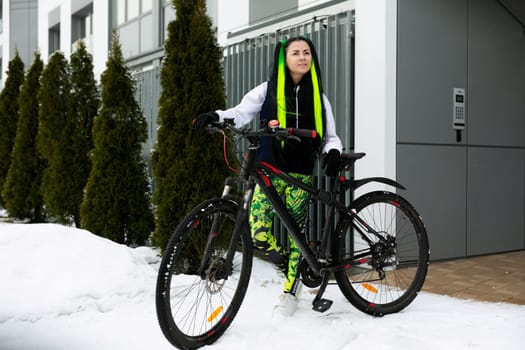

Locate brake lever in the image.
[205,125,220,134]
[223,118,235,126]
[205,120,225,133]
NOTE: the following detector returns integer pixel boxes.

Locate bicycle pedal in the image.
[312,298,333,313]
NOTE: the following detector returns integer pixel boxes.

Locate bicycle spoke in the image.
[155,199,253,349]
[335,192,429,315]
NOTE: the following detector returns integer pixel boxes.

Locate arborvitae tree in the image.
[2,53,45,221]
[151,0,229,249]
[80,34,154,245]
[37,52,70,162]
[37,51,75,224]
[0,52,25,207]
[69,41,100,227]
[35,46,99,227]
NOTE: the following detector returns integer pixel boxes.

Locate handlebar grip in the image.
[288,128,317,139]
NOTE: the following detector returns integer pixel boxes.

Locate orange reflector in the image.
[207,306,223,323]
[362,283,378,293]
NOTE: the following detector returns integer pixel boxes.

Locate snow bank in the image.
[0,222,524,350]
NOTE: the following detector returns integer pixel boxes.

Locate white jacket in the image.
[215,81,343,155]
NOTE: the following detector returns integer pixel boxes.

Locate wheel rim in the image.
[161,209,245,338]
[341,195,427,307]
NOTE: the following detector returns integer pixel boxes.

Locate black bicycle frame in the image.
[230,137,356,276]
[219,137,404,279]
[250,161,337,275]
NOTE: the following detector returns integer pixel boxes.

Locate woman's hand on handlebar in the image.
[194,118,317,142]
[193,112,219,130]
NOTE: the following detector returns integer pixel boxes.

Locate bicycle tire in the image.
[155,198,253,349]
[334,191,429,316]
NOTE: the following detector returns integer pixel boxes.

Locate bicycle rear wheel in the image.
[334,191,429,316]
[155,198,253,349]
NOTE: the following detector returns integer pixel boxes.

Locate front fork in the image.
[198,177,254,280]
[222,180,254,276]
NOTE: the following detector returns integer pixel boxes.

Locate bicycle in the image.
[155,118,429,349]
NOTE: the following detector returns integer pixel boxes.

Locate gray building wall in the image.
[249,0,297,25]
[9,0,38,66]
[396,0,525,260]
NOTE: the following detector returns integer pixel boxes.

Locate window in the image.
[114,0,152,24]
[128,0,139,20]
[142,0,152,13]
[72,4,93,44]
[117,0,125,24]
[49,24,60,54]
[112,0,160,58]
[162,1,176,43]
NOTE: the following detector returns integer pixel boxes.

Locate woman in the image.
[194,36,343,316]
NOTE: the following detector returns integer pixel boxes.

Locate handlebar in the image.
[288,128,317,139]
[206,118,318,141]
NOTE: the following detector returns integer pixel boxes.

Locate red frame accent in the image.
[257,170,272,187]
[259,161,282,175]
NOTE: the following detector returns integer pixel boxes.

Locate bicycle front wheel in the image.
[155,198,253,349]
[334,191,429,316]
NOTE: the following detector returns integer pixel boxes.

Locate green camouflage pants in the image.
[249,173,312,294]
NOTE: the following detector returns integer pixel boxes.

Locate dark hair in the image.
[265,36,326,138]
[269,36,324,93]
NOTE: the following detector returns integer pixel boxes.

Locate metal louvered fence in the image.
[222,10,355,245]
[133,10,355,245]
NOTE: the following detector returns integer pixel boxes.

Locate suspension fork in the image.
[197,205,223,278]
[197,177,250,279]
[222,180,255,276]
[218,145,258,277]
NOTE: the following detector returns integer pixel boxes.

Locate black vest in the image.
[257,83,322,175]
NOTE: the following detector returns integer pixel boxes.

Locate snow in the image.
[0,222,524,350]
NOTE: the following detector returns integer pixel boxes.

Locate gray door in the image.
[465,0,525,256]
[396,0,525,260]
